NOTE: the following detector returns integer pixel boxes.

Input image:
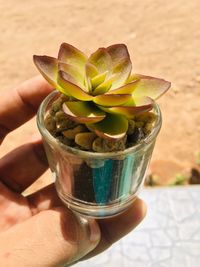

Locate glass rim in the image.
[37,90,162,159]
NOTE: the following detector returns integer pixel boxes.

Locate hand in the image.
[0,76,147,267]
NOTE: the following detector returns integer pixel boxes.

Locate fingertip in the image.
[128,197,147,224]
[99,197,147,243]
[87,218,101,244]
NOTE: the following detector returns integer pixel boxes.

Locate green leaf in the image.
[58,62,85,88]
[88,114,128,140]
[85,62,99,79]
[93,78,113,95]
[58,43,88,77]
[109,80,139,94]
[63,101,106,123]
[57,71,93,100]
[110,58,132,89]
[85,62,98,90]
[100,96,153,118]
[88,48,112,74]
[91,71,108,89]
[130,74,171,100]
[106,44,132,89]
[93,94,132,106]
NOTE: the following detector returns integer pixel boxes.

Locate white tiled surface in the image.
[75,186,200,267]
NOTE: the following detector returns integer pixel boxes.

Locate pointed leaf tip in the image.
[58,43,88,77]
[110,58,132,89]
[106,44,130,65]
[33,55,59,88]
[88,47,112,74]
[131,74,171,100]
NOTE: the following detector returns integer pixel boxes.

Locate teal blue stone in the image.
[92,159,113,204]
[119,155,135,197]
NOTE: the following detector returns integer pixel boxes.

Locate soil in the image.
[0,0,200,191]
[45,93,156,152]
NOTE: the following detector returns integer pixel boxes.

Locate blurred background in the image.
[0,0,200,189]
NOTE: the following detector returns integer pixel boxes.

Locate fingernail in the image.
[88,219,100,243]
[78,216,100,243]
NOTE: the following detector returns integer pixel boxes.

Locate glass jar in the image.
[37,91,162,218]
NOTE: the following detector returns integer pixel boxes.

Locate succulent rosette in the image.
[34,43,170,140]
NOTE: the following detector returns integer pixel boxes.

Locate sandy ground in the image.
[0,0,200,189]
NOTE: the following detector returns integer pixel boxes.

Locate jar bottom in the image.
[55,177,137,219]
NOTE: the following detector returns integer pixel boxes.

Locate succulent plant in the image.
[34,43,171,140]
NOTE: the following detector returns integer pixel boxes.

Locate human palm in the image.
[0,76,146,266]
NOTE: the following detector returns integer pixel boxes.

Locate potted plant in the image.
[34,43,170,218]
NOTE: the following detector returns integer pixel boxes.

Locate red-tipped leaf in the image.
[58,43,87,76]
[106,44,130,65]
[33,55,60,89]
[130,74,171,100]
[110,58,132,89]
[88,48,112,74]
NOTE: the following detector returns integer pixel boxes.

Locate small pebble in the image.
[44,114,56,135]
[92,137,104,152]
[75,132,97,150]
[55,111,78,131]
[92,136,127,152]
[144,122,154,134]
[127,120,135,135]
[49,94,69,115]
[62,125,87,140]
[135,112,156,123]
[56,135,72,146]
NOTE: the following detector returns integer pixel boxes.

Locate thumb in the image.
[0,207,100,267]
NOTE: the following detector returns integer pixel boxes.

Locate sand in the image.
[0,0,200,188]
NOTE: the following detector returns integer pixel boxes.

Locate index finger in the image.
[0,76,52,143]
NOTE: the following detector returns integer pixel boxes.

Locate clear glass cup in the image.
[37,91,162,218]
